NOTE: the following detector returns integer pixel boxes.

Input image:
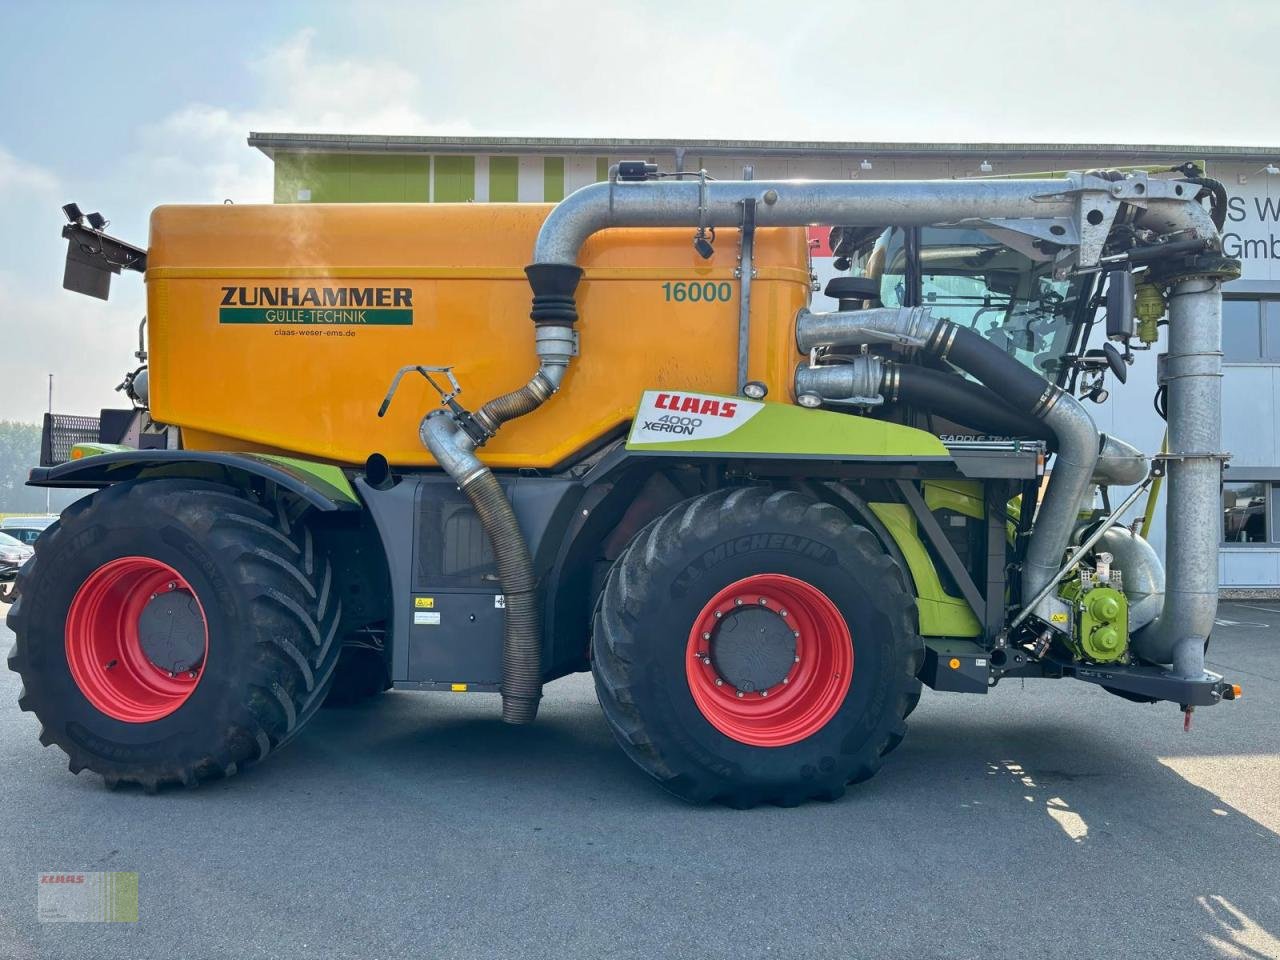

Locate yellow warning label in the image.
[1050,612,1068,623]
[415,597,435,609]
[450,683,468,692]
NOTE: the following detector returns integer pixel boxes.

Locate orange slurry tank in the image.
[145,203,812,469]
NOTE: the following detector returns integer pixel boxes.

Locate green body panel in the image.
[867,503,983,637]
[69,442,133,459]
[922,480,985,519]
[489,156,519,201]
[249,454,359,504]
[543,157,565,202]
[626,396,951,459]
[596,157,610,182]
[925,480,1021,543]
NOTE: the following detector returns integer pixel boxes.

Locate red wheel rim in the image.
[685,574,853,747]
[65,557,208,723]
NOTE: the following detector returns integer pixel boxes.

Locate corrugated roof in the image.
[248,131,1280,162]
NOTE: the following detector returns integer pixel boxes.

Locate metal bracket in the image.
[1152,450,1231,463]
[736,164,757,394]
[377,364,464,417]
[894,479,987,622]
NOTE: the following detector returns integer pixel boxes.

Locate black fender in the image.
[27,450,362,513]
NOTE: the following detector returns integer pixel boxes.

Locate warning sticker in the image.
[414,597,435,609]
[494,595,506,609]
[414,611,441,626]
[627,391,762,446]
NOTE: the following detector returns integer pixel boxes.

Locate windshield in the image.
[0,532,24,548]
[876,227,1091,380]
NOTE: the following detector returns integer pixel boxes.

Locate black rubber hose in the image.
[926,322,1059,416]
[462,469,542,724]
[893,364,1056,447]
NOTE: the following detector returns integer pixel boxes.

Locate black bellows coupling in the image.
[463,469,542,724]
[525,263,584,326]
[925,321,1059,418]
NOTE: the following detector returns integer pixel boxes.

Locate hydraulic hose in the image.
[892,364,1055,445]
[796,360,1054,444]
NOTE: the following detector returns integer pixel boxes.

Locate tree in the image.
[0,420,83,514]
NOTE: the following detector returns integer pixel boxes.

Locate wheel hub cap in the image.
[65,557,208,723]
[686,573,854,747]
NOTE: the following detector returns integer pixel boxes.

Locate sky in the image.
[1,0,1278,423]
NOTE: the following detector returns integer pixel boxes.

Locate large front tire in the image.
[592,488,922,807]
[6,479,341,791]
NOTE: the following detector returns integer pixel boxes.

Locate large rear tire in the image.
[6,479,341,791]
[592,487,922,807]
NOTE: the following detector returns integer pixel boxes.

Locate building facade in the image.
[249,134,1280,589]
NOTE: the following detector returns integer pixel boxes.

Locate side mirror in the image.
[1106,269,1136,342]
[1103,342,1128,383]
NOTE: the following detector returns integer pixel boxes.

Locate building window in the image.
[1223,481,1272,543]
[1223,298,1280,362]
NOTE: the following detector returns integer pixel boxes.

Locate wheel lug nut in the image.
[167,581,177,590]
[734,598,742,606]
[782,678,789,684]
[758,597,768,606]
[761,690,769,697]
[714,611,723,619]
[702,632,711,640]
[715,679,724,686]
[780,610,788,618]
[794,655,801,662]
[736,691,744,698]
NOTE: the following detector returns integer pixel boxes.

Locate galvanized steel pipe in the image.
[1133,279,1224,677]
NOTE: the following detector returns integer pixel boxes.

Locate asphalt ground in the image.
[1,601,1277,960]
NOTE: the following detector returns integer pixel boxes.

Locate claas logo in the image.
[654,393,738,418]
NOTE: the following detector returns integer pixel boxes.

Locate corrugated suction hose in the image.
[462,470,542,723]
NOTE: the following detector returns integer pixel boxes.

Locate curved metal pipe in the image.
[1094,434,1148,487]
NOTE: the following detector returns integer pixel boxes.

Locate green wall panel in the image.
[273,153,431,203]
[544,157,565,202]
[274,154,351,203]
[434,155,475,202]
[489,156,518,202]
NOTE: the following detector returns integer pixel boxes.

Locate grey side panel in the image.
[356,473,580,686]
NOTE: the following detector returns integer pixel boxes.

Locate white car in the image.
[0,531,34,585]
[0,515,57,547]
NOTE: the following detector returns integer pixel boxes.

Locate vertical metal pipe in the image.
[1133,279,1223,677]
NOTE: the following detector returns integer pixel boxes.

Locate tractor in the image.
[8,163,1240,805]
